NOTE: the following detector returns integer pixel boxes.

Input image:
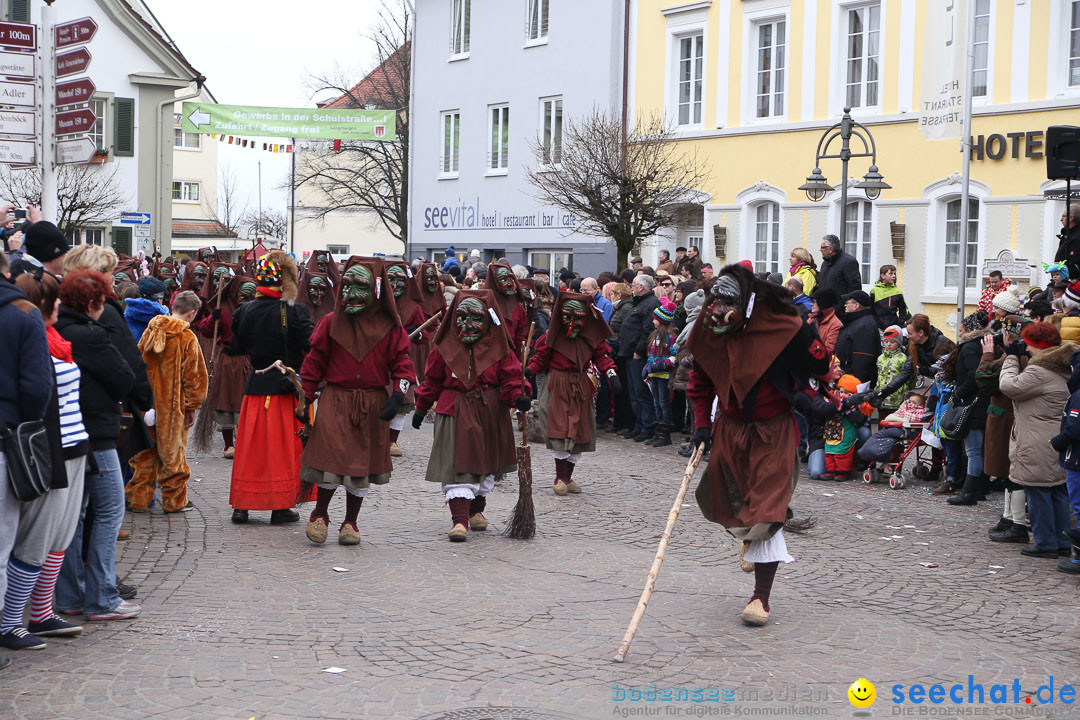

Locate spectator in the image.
[1051,348,1080,573]
[906,314,953,379]
[946,312,993,507]
[1026,299,1054,322]
[608,282,635,434]
[656,250,675,274]
[8,216,66,281]
[124,278,169,343]
[672,280,697,331]
[581,277,612,322]
[684,246,704,280]
[629,257,643,272]
[700,264,714,280]
[786,248,818,297]
[53,270,139,621]
[618,268,635,285]
[1057,281,1080,344]
[786,277,812,318]
[1031,262,1066,305]
[977,271,1012,315]
[654,274,675,300]
[835,290,880,385]
[990,284,1021,323]
[999,322,1072,559]
[558,269,575,290]
[817,234,862,302]
[617,274,661,442]
[671,289,704,447]
[873,326,914,414]
[440,247,460,274]
[641,298,678,447]
[1054,203,1080,280]
[809,288,843,354]
[870,264,909,330]
[821,374,875,481]
[533,281,554,336]
[672,247,690,277]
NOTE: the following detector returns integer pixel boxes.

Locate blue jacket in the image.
[441,247,459,274]
[124,297,169,343]
[0,279,52,429]
[1051,349,1080,471]
[593,294,613,322]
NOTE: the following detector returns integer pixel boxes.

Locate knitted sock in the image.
[469,495,486,517]
[448,497,471,527]
[345,493,363,524]
[389,428,400,444]
[554,459,564,486]
[751,561,779,610]
[1,557,41,632]
[565,461,575,480]
[222,428,234,448]
[30,552,64,624]
[312,487,335,521]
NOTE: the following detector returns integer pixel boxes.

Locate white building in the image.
[411,0,625,276]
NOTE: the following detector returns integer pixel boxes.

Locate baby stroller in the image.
[858,392,934,489]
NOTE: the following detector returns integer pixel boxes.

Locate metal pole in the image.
[289,136,296,254]
[40,2,56,223]
[257,157,262,239]
[956,0,975,339]
[838,111,851,253]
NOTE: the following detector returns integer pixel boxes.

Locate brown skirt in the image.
[299,384,392,485]
[425,413,517,486]
[212,351,251,413]
[983,394,1014,479]
[411,340,432,383]
[537,369,596,453]
[695,411,799,541]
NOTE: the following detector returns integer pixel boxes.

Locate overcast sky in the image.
[144,0,382,217]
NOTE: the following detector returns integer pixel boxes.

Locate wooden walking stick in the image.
[504,321,537,539]
[408,310,443,341]
[613,443,706,663]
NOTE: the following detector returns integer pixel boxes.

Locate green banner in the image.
[180,102,396,141]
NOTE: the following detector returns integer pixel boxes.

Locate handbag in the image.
[939,396,974,439]
[0,414,52,502]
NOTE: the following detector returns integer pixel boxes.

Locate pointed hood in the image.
[416,262,447,317]
[298,270,335,324]
[329,256,400,363]
[482,260,522,324]
[433,288,514,389]
[546,291,611,370]
[383,259,422,325]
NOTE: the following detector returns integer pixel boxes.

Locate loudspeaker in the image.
[1047,125,1080,180]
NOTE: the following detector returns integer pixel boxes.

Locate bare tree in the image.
[204,161,246,237]
[295,0,410,250]
[525,110,710,270]
[242,208,287,240]
[0,163,127,237]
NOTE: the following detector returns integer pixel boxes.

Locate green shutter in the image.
[112,227,132,256]
[113,98,135,157]
[9,0,30,22]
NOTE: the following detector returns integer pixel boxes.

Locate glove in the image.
[294,405,309,424]
[524,367,533,382]
[212,308,222,321]
[607,372,622,396]
[867,391,883,408]
[514,395,532,412]
[692,426,712,453]
[411,410,425,429]
[1005,340,1027,357]
[378,391,405,421]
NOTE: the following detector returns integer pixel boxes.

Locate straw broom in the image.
[613,443,706,663]
[503,322,536,539]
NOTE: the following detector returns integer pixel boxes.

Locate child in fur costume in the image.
[821,374,874,480]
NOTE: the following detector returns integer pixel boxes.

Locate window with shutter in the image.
[112,226,132,256]
[9,0,30,23]
[113,97,134,157]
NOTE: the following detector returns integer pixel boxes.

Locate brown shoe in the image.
[930,480,956,495]
[223,446,235,459]
[117,529,130,541]
[565,480,581,494]
[740,598,770,626]
[306,516,328,544]
[469,513,488,531]
[448,523,468,542]
[389,442,404,457]
[739,542,754,573]
[338,522,360,545]
[553,479,569,496]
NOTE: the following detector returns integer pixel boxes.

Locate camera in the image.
[10,208,25,219]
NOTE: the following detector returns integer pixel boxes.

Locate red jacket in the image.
[415,348,523,416]
[527,333,615,376]
[300,315,415,403]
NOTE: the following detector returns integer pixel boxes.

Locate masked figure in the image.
[482,261,528,353]
[198,247,220,265]
[298,271,334,325]
[227,250,316,525]
[526,292,619,495]
[412,262,447,385]
[686,263,829,627]
[413,290,530,541]
[382,261,427,457]
[177,261,212,360]
[299,257,416,546]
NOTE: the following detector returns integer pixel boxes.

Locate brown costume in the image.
[298,270,335,325]
[414,262,447,383]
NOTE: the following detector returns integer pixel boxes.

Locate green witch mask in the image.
[494,266,517,296]
[455,298,489,344]
[387,265,408,298]
[560,299,587,339]
[308,276,328,306]
[341,265,374,315]
[422,266,439,294]
[237,281,257,304]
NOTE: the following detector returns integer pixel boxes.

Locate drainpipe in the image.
[156,75,206,256]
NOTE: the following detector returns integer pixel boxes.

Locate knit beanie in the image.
[1064,281,1080,310]
[837,374,861,394]
[24,221,69,263]
[883,325,902,340]
[961,311,989,332]
[138,277,166,299]
[653,297,676,324]
[992,285,1021,314]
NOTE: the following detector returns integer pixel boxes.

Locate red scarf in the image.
[256,286,283,298]
[46,325,73,362]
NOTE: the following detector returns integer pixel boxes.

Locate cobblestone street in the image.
[1,428,1077,720]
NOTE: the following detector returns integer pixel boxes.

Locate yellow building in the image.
[632,0,1080,330]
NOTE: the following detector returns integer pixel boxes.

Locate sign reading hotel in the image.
[423,198,576,232]
[919,0,967,140]
[181,102,396,141]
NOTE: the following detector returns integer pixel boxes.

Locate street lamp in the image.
[800,108,890,250]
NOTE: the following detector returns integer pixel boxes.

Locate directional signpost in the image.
[55,108,95,136]
[56,77,94,106]
[120,211,151,225]
[55,48,90,77]
[181,101,397,141]
[56,136,95,164]
[0,22,35,50]
[0,50,33,78]
[54,17,97,48]
[0,79,34,107]
[0,109,36,136]
[0,139,36,164]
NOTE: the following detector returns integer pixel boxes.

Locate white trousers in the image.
[741,529,795,564]
[318,482,368,498]
[552,451,581,463]
[443,474,495,501]
[390,413,406,432]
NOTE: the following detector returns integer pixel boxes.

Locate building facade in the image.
[411,0,625,276]
[634,0,1080,330]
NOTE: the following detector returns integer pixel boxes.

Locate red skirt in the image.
[230,394,315,510]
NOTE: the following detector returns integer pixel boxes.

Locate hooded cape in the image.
[432,288,514,389]
[308,249,342,289]
[297,270,335,325]
[482,261,522,325]
[546,291,612,370]
[200,262,246,308]
[416,262,447,317]
[179,260,208,293]
[383,259,422,326]
[329,256,400,364]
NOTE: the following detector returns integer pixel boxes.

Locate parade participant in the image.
[527,291,619,495]
[227,250,315,525]
[297,271,334,326]
[483,260,528,352]
[308,249,342,288]
[298,257,416,545]
[687,262,829,626]
[197,247,220,265]
[156,262,178,301]
[413,262,446,386]
[413,289,530,541]
[384,260,426,457]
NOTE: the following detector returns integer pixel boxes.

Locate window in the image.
[174,128,201,150]
[65,228,103,246]
[172,181,200,203]
[1071,1,1080,86]
[752,202,781,274]
[527,0,549,42]
[488,104,509,173]
[327,244,349,255]
[755,19,786,118]
[541,97,562,167]
[112,227,132,256]
[528,250,573,274]
[440,111,460,176]
[677,33,704,125]
[972,0,991,97]
[450,0,470,56]
[944,198,980,289]
[845,4,880,109]
[843,200,873,285]
[89,98,106,152]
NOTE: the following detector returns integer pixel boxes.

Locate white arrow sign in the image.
[0,78,34,108]
[0,50,33,78]
[56,136,95,165]
[0,108,34,136]
[0,137,34,164]
[187,106,210,129]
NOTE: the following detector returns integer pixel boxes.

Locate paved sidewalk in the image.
[0,426,1075,719]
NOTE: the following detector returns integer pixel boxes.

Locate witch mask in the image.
[308,276,328,306]
[455,297,489,344]
[387,265,408,298]
[560,299,587,339]
[494,266,517,296]
[341,265,374,315]
[704,273,753,335]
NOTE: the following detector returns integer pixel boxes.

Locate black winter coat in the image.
[817,249,863,301]
[229,297,314,395]
[913,326,952,378]
[952,327,992,432]
[55,305,136,449]
[871,292,910,330]
[835,308,881,385]
[0,280,51,430]
[1055,223,1080,281]
[617,293,661,359]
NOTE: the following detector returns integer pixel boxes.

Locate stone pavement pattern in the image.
[0,426,1077,719]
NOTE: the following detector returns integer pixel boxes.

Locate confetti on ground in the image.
[332,567,349,573]
[323,667,347,674]
[919,562,939,568]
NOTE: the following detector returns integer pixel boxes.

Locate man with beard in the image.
[483,261,529,353]
[298,257,415,546]
[413,290,530,541]
[298,272,333,326]
[384,261,427,457]
[527,292,619,495]
[227,251,315,525]
[687,263,829,626]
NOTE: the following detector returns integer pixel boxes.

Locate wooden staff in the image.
[504,321,536,539]
[408,310,443,340]
[207,273,228,374]
[613,443,706,663]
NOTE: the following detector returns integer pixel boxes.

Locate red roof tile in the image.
[318,43,409,110]
[172,219,237,238]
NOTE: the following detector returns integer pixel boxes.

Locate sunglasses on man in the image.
[660,282,673,288]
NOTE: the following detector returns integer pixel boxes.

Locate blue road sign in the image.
[120,211,150,225]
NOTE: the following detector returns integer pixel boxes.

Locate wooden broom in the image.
[503,322,536,539]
